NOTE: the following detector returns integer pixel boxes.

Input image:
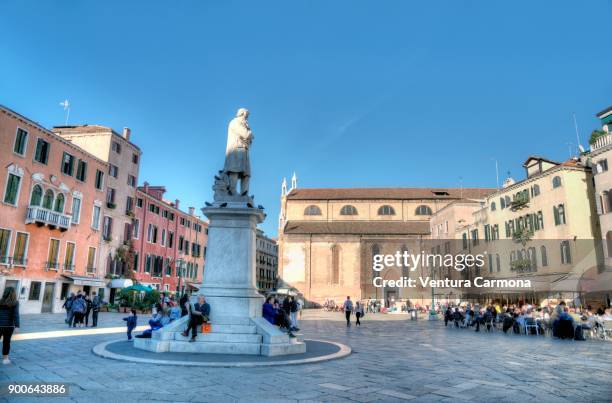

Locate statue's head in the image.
[236,108,249,119]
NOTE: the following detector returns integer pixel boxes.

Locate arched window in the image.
[42,189,54,210]
[30,185,43,206]
[505,196,511,206]
[371,244,380,279]
[540,246,548,266]
[415,205,432,215]
[532,184,540,197]
[500,197,506,209]
[490,202,496,211]
[340,205,358,216]
[560,240,571,264]
[552,176,562,189]
[54,193,65,213]
[303,205,321,216]
[401,245,410,278]
[378,205,395,216]
[331,245,340,284]
[528,247,537,271]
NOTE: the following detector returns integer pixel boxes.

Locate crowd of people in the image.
[124,292,211,342]
[62,291,102,328]
[443,301,612,340]
[262,295,301,337]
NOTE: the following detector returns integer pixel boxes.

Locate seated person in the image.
[262,297,276,325]
[169,305,182,321]
[272,301,296,338]
[555,307,575,339]
[181,295,211,342]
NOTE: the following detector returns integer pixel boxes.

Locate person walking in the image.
[343,296,353,327]
[72,295,86,328]
[355,301,364,326]
[63,293,75,326]
[0,287,20,365]
[289,296,299,331]
[83,293,92,327]
[123,309,138,341]
[91,292,101,327]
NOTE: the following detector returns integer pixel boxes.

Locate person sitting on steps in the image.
[181,295,211,342]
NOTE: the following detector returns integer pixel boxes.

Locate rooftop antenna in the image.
[565,142,574,158]
[491,158,500,189]
[59,99,70,125]
[572,112,582,152]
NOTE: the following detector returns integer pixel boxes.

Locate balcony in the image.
[26,206,71,231]
[591,132,612,151]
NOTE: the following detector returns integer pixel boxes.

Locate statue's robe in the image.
[224,117,252,176]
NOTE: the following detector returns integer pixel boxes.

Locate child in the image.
[123,309,137,341]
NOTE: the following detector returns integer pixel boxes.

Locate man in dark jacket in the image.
[83,294,93,327]
[181,295,211,341]
[91,292,101,327]
[63,293,75,327]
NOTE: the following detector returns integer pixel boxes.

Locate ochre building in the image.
[277,185,495,306]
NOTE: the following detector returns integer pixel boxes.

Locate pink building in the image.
[0,105,108,313]
[130,183,207,296]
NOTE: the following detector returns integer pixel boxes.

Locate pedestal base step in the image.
[175,332,262,343]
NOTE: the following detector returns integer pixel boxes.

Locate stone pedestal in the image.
[135,202,305,356]
[197,205,265,320]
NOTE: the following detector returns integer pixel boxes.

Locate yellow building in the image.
[451,156,602,305]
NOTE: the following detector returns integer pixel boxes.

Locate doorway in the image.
[41,282,55,313]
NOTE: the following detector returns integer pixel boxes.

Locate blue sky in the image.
[1,1,611,236]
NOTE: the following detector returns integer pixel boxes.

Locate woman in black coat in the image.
[0,287,20,365]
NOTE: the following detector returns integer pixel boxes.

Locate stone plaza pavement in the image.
[1,310,611,402]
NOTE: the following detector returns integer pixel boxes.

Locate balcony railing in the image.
[0,257,27,267]
[591,133,612,151]
[26,206,72,231]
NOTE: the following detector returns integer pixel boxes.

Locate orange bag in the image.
[201,323,211,333]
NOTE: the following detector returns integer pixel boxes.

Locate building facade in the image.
[131,184,207,296]
[0,106,108,313]
[256,229,278,292]
[277,179,495,307]
[445,156,602,306]
[52,125,142,294]
[582,106,612,306]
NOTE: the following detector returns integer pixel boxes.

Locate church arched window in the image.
[331,245,340,284]
[378,205,395,216]
[340,205,358,216]
[415,205,432,215]
[304,205,322,216]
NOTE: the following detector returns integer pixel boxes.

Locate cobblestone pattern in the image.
[1,311,611,402]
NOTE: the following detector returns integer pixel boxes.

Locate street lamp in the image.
[176,258,184,298]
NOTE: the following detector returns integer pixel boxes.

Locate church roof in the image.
[285,187,495,201]
[283,221,430,235]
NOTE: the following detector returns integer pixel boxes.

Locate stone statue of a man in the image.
[224,108,254,195]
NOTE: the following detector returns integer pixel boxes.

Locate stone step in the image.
[175,332,262,343]
[210,316,253,326]
[167,341,262,355]
[208,324,257,334]
[261,341,306,356]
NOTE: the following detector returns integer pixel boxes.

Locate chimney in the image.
[122,127,131,141]
[189,207,195,216]
[175,199,180,210]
